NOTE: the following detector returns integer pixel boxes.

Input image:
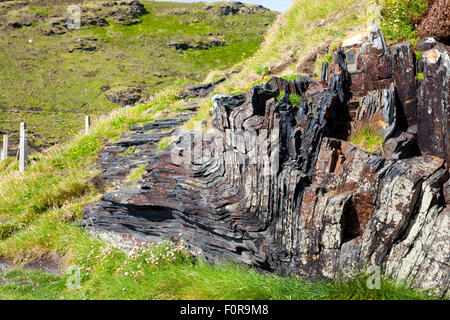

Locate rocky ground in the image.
[84,25,450,297]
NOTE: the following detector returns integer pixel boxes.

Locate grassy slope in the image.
[184,0,373,129]
[0,0,275,147]
[0,0,442,300]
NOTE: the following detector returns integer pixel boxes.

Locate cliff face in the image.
[84,26,449,296]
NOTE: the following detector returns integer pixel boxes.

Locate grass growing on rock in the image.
[350,124,385,154]
[288,93,302,106]
[127,164,146,182]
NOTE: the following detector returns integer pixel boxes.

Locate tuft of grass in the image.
[158,136,174,152]
[415,49,423,61]
[0,238,440,300]
[255,65,271,76]
[277,90,286,101]
[327,273,437,300]
[321,51,334,65]
[416,72,424,81]
[127,164,146,182]
[282,74,304,81]
[350,124,384,154]
[288,93,302,106]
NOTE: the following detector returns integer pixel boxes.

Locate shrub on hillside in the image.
[375,0,428,43]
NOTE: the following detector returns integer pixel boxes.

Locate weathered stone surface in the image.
[84,27,449,295]
[390,41,417,127]
[417,42,450,164]
[341,25,391,96]
[95,113,192,186]
[180,78,226,98]
[355,84,397,140]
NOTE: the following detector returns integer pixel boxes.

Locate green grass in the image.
[350,124,385,154]
[0,1,276,148]
[255,65,271,76]
[416,72,425,81]
[375,0,428,44]
[415,49,423,61]
[282,74,304,81]
[288,93,302,106]
[0,237,438,300]
[127,164,146,182]
[158,136,174,152]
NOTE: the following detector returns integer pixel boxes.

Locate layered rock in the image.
[416,41,450,164]
[84,26,449,295]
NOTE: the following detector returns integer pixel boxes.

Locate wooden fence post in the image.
[85,115,90,135]
[1,134,8,161]
[19,122,28,172]
[321,62,329,82]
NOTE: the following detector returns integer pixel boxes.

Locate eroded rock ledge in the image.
[84,26,449,296]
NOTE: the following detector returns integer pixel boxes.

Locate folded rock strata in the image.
[84,26,449,296]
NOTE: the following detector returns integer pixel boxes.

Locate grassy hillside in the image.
[0,0,443,300]
[0,0,276,149]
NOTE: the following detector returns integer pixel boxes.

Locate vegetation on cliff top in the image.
[375,0,428,44]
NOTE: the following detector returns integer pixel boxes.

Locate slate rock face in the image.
[416,41,450,164]
[84,27,449,296]
[341,25,391,96]
[390,41,417,126]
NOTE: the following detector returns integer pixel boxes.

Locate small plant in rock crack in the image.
[350,123,385,154]
[288,94,302,106]
[416,72,425,81]
[255,65,270,76]
[415,50,423,61]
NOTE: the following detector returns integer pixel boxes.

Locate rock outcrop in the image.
[104,86,143,107]
[205,2,270,16]
[168,40,227,51]
[84,26,449,296]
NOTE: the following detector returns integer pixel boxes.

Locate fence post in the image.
[19,122,28,172]
[1,134,8,161]
[85,115,90,135]
[321,62,329,82]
